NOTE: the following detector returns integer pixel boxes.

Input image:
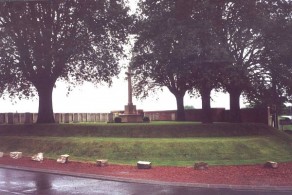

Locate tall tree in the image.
[131,0,196,121]
[191,61,226,124]
[213,0,264,123]
[132,0,227,121]
[245,0,292,111]
[188,0,230,124]
[0,0,131,123]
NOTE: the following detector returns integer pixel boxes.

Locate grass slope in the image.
[0,122,280,137]
[0,122,291,166]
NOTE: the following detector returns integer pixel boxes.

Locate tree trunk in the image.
[36,83,55,123]
[175,93,186,121]
[200,88,212,124]
[229,88,242,123]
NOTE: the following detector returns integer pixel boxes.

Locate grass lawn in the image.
[0,122,291,166]
[282,124,292,132]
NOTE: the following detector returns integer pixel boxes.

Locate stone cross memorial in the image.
[125,67,136,114]
[119,66,143,123]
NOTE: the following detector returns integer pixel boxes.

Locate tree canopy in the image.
[246,0,292,111]
[0,0,131,123]
[1,0,291,123]
[131,0,292,122]
[131,0,230,121]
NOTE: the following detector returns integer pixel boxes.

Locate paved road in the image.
[0,168,291,195]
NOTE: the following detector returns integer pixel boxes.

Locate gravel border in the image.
[1,164,292,192]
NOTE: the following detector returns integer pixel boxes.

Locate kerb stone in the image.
[194,162,208,170]
[57,154,69,163]
[10,152,22,159]
[96,159,109,167]
[264,161,279,169]
[137,161,152,169]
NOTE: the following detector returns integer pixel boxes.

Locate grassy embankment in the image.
[0,122,291,166]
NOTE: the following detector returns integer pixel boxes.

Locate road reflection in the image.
[0,167,291,195]
[35,173,52,193]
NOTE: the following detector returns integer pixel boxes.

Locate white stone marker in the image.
[31,153,44,162]
[137,161,152,169]
[194,162,208,170]
[0,152,3,157]
[10,152,22,159]
[57,154,70,164]
[264,161,279,169]
[96,159,109,167]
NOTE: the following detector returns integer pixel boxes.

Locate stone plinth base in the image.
[119,114,143,123]
[124,104,137,115]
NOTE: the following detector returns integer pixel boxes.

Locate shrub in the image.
[114,117,122,123]
[143,116,150,123]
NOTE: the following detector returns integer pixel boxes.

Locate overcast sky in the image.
[0,0,245,113]
[0,77,244,113]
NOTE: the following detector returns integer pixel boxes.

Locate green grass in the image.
[0,122,291,166]
[282,124,292,132]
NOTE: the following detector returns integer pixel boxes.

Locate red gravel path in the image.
[1,156,292,187]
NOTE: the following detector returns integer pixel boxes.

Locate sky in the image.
[0,0,245,113]
[0,77,245,113]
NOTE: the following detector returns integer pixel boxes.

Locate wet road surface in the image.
[0,168,291,195]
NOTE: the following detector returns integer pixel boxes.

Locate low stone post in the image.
[264,161,278,169]
[10,152,22,159]
[194,162,208,170]
[57,154,69,163]
[96,159,108,167]
[137,161,152,169]
[31,153,44,162]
